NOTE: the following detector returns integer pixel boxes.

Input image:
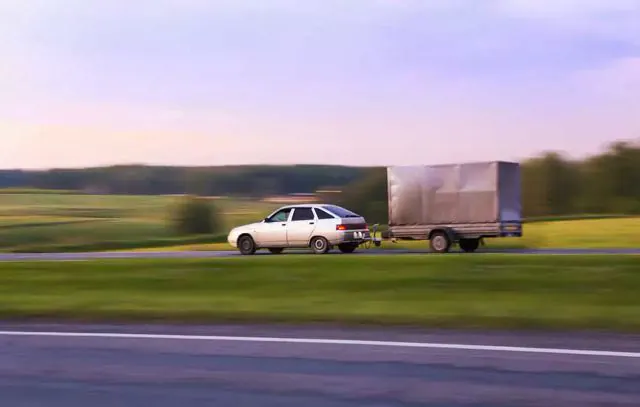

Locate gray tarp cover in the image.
[387,161,521,225]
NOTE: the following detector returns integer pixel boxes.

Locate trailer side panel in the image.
[387,161,521,239]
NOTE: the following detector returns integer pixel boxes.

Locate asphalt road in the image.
[1,323,640,406]
[1,247,640,261]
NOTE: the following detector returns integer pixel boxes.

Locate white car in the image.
[227,204,371,255]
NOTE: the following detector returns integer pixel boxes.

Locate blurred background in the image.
[0,139,638,253]
[1,0,638,251]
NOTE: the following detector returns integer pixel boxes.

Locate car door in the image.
[254,207,291,247]
[286,207,318,246]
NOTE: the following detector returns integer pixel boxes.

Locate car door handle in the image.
[309,222,315,225]
[281,223,286,226]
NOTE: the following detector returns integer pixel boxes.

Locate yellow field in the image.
[395,217,640,250]
[518,217,640,248]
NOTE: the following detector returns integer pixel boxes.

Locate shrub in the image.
[170,196,223,235]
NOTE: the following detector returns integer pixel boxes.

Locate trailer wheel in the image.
[429,231,451,253]
[459,238,480,253]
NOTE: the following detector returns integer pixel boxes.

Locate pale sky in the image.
[1,0,639,169]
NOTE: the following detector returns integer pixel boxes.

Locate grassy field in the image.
[1,191,639,252]
[1,255,639,330]
[0,192,279,252]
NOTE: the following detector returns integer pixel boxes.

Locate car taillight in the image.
[337,224,368,231]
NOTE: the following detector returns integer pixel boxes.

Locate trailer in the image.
[371,161,522,253]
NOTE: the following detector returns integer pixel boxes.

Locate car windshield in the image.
[322,205,360,218]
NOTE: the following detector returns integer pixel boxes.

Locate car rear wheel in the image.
[268,248,284,254]
[238,235,256,255]
[310,236,330,254]
[338,243,358,254]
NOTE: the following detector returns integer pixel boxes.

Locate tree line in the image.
[0,165,367,197]
[337,140,640,223]
[1,140,638,220]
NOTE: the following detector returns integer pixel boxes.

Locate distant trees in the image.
[521,152,582,217]
[338,140,640,220]
[1,140,639,219]
[337,168,388,224]
[581,141,640,214]
[0,165,367,197]
[522,141,640,217]
[170,196,223,235]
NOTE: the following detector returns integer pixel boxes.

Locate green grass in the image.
[1,255,639,331]
[0,192,279,252]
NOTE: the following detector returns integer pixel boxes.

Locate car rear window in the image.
[322,205,360,218]
[314,208,335,219]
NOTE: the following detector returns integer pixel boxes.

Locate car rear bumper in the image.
[331,230,371,245]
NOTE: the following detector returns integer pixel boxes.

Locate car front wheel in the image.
[238,235,256,255]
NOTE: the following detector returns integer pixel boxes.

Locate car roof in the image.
[276,203,338,209]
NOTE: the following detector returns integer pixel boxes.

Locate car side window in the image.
[267,208,291,223]
[291,207,315,221]
[314,208,334,220]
